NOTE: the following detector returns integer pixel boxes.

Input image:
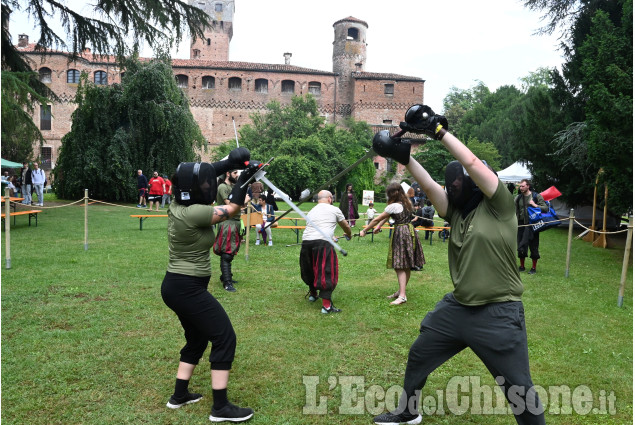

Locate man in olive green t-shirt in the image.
[370,105,545,425]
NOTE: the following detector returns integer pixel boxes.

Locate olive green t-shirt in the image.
[441,180,524,306]
[167,203,215,277]
[217,182,240,223]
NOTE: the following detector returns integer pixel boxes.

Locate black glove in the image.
[228,160,263,205]
[372,130,411,165]
[399,104,449,140]
[211,147,251,176]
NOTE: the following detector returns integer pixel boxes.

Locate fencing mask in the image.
[174,162,217,206]
[444,160,483,218]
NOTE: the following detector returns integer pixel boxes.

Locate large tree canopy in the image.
[212,95,376,201]
[1,0,209,162]
[53,56,205,201]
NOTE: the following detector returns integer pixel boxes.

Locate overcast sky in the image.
[10,0,564,112]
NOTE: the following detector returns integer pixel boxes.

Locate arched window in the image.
[193,49,201,58]
[255,79,268,93]
[308,81,321,95]
[228,77,242,91]
[67,69,80,84]
[39,67,52,83]
[207,38,211,45]
[202,76,215,89]
[94,70,107,85]
[175,74,188,89]
[281,80,295,94]
[347,28,359,41]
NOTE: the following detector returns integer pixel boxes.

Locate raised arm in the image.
[211,161,263,226]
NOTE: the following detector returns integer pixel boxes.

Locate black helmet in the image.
[173,162,217,206]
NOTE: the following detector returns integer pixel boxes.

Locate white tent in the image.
[497,161,532,183]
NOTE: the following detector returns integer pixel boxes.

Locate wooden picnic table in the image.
[1,197,25,213]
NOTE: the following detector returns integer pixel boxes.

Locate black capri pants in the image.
[161,271,236,370]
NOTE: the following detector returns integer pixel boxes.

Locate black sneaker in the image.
[519,266,526,272]
[223,282,237,292]
[305,290,318,302]
[321,305,342,314]
[209,402,254,422]
[166,392,203,409]
[528,268,536,274]
[373,411,422,424]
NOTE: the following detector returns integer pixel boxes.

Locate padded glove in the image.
[211,147,251,176]
[228,160,263,205]
[372,130,411,165]
[399,104,449,140]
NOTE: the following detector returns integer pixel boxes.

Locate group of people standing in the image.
[136,169,173,211]
[158,102,547,424]
[2,162,47,206]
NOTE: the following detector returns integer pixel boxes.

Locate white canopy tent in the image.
[497,161,532,183]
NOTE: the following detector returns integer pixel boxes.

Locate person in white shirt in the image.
[30,162,46,206]
[300,190,352,314]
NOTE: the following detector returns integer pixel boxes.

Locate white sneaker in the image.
[255,240,260,245]
[268,241,273,246]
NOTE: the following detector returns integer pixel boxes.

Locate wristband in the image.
[435,127,447,140]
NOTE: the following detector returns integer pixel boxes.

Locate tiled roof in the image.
[17,43,336,75]
[171,59,335,75]
[353,71,424,82]
[333,16,368,27]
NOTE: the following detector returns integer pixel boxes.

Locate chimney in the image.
[283,52,292,65]
[18,34,28,48]
[355,62,363,72]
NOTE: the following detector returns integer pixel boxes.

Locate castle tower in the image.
[189,0,235,61]
[332,16,368,115]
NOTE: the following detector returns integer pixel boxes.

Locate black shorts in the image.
[147,194,161,202]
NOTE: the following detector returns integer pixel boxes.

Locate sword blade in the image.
[257,174,347,256]
[265,149,376,230]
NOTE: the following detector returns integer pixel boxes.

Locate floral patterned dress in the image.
[384,203,425,269]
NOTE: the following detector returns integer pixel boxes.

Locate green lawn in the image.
[1,197,632,424]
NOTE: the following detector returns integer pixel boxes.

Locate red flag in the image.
[540,186,562,202]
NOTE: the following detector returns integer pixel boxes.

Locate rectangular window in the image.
[383,120,393,125]
[40,104,51,130]
[308,82,321,95]
[384,84,394,95]
[41,147,52,170]
[215,3,223,11]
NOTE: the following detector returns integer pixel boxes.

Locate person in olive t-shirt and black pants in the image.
[370,105,545,425]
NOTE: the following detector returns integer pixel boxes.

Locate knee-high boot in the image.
[219,253,236,287]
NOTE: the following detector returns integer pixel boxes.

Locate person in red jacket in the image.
[161,175,173,209]
[147,171,165,212]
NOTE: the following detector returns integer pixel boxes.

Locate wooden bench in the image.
[1,210,42,227]
[130,214,168,230]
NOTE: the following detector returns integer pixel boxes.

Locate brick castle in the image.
[15,0,426,174]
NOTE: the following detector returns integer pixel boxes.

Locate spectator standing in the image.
[301,190,352,314]
[252,194,275,246]
[338,183,359,227]
[366,202,377,226]
[137,170,148,208]
[421,200,436,240]
[161,175,173,208]
[515,179,548,274]
[31,162,46,206]
[250,181,263,204]
[360,183,425,305]
[147,171,165,212]
[21,163,32,205]
[265,190,278,211]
